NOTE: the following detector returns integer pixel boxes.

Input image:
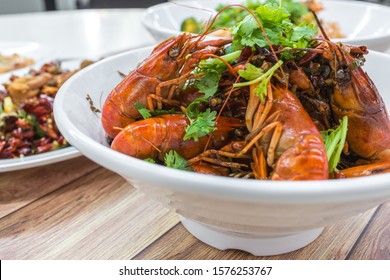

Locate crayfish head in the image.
[137,33,194,81]
[330,44,382,115]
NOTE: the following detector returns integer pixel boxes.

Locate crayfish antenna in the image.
[310,8,330,41]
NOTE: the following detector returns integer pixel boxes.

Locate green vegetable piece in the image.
[290,23,317,42]
[235,60,283,102]
[231,1,317,52]
[256,2,290,25]
[144,158,156,164]
[195,72,222,99]
[194,50,241,98]
[184,109,217,142]
[238,63,265,81]
[164,150,191,171]
[321,116,349,173]
[17,109,46,138]
[186,98,208,119]
[135,102,151,119]
[181,17,201,33]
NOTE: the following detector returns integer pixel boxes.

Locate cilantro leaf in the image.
[290,23,318,42]
[256,2,290,25]
[195,72,222,98]
[164,150,191,171]
[231,2,317,52]
[277,0,309,23]
[320,116,349,173]
[238,63,265,80]
[135,102,151,119]
[184,109,217,142]
[235,60,283,102]
[253,79,269,101]
[144,158,156,164]
[186,98,208,119]
[135,103,180,118]
[194,50,242,98]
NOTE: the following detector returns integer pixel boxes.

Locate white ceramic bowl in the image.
[141,0,390,51]
[54,46,390,256]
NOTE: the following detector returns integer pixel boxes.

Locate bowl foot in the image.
[180,217,324,256]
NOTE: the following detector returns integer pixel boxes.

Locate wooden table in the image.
[0,156,389,260]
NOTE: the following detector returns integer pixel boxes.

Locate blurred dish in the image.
[142,0,390,51]
[0,53,35,74]
[0,59,92,172]
[0,147,80,172]
[0,41,53,75]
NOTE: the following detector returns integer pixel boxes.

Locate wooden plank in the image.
[0,167,179,259]
[134,209,376,260]
[347,202,390,260]
[0,156,99,219]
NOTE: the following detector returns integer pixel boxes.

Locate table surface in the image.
[0,9,155,59]
[0,156,389,260]
[0,8,389,260]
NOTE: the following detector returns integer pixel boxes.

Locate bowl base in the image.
[180,217,324,256]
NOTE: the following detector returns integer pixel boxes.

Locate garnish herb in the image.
[184,108,217,142]
[237,62,265,80]
[135,102,152,119]
[144,158,156,164]
[234,60,283,101]
[164,150,191,171]
[135,102,180,119]
[180,0,311,34]
[231,1,317,58]
[18,109,46,138]
[321,116,349,173]
[185,98,208,119]
[194,50,241,98]
[183,51,241,142]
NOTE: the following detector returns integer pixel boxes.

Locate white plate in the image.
[142,0,390,51]
[54,46,390,256]
[0,41,54,76]
[0,59,81,173]
[0,148,80,173]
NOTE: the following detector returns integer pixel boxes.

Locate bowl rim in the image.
[140,0,390,43]
[54,45,390,204]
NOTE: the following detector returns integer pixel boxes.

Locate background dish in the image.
[0,147,80,172]
[0,41,53,75]
[54,46,390,256]
[0,59,83,173]
[141,0,390,51]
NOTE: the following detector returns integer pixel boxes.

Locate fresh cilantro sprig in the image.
[234,60,283,101]
[164,150,191,171]
[193,50,242,98]
[236,62,265,80]
[184,108,217,142]
[182,51,241,142]
[135,102,152,119]
[144,158,156,164]
[180,0,309,34]
[275,0,309,23]
[231,2,317,57]
[135,103,180,119]
[185,98,208,119]
[321,116,349,173]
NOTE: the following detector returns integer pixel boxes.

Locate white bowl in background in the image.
[54,46,390,256]
[141,0,390,51]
